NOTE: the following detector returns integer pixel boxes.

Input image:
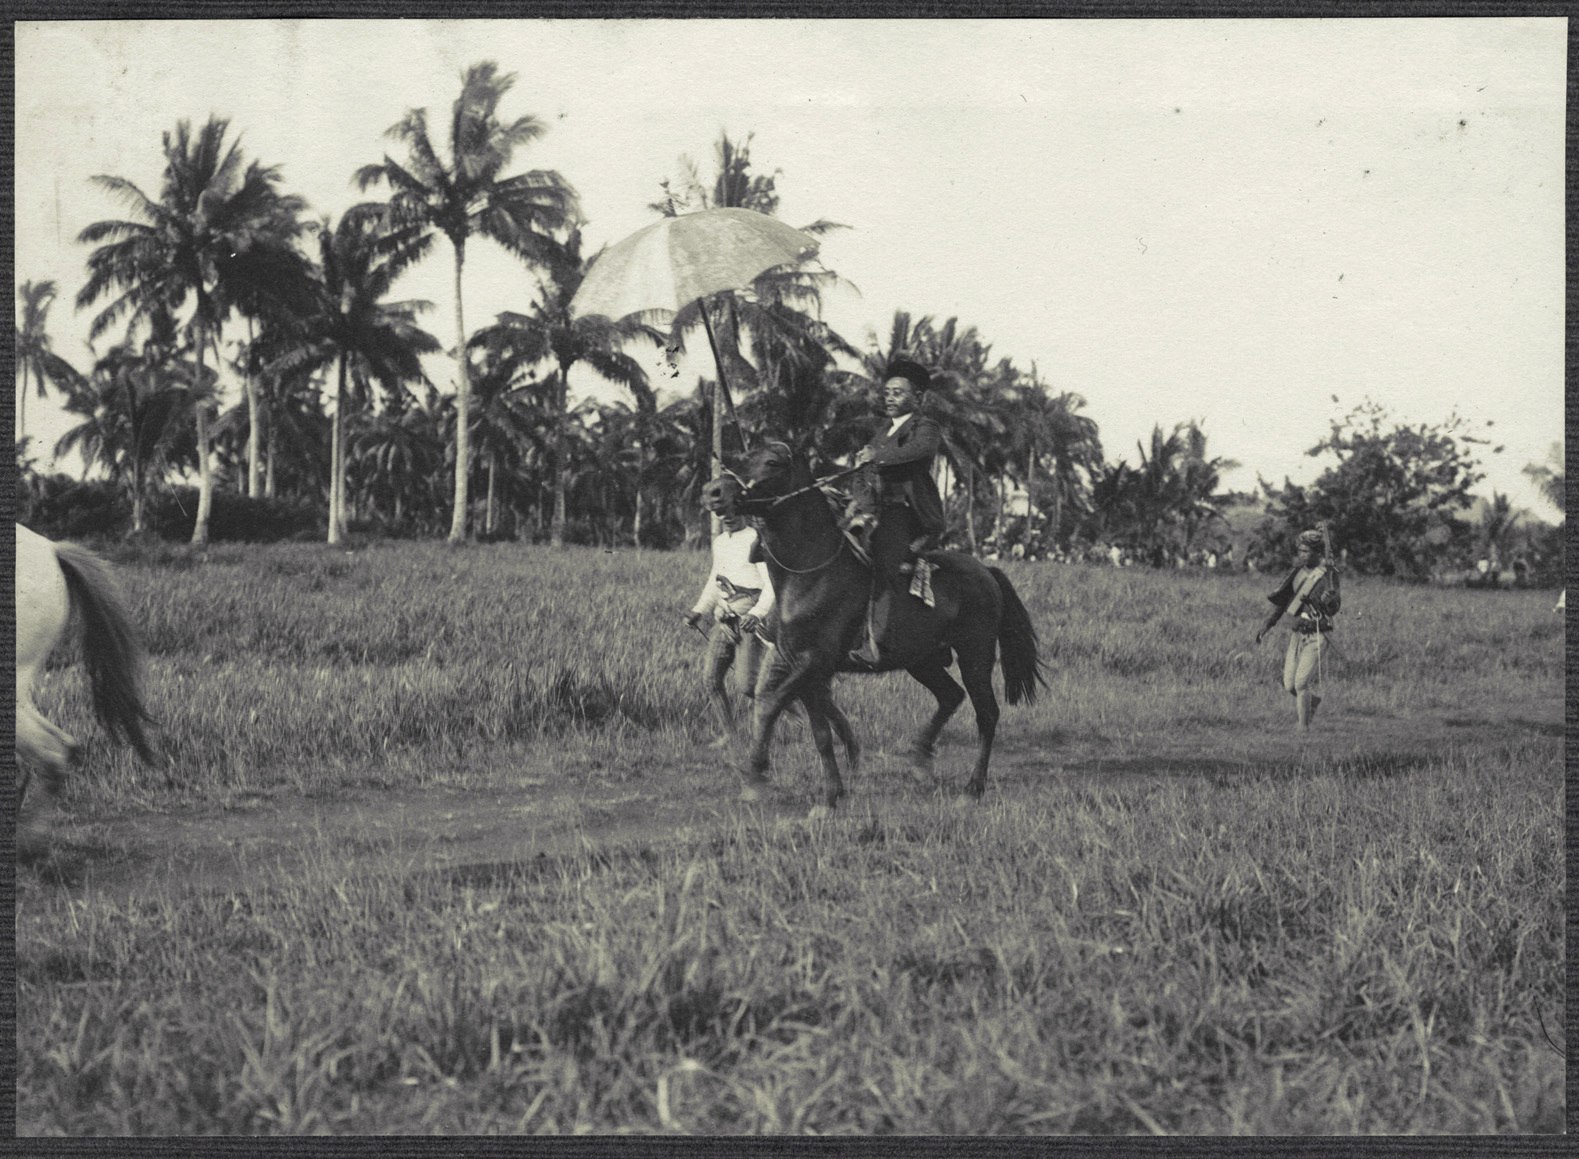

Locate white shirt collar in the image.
[887,412,914,436]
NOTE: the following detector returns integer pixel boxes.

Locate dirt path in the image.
[24,774,811,902]
[22,691,1561,904]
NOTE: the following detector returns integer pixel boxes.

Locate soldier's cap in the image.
[882,358,932,392]
[1297,529,1325,548]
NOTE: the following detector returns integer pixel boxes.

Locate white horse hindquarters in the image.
[15,525,77,778]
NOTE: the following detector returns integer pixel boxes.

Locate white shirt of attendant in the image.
[886,412,914,438]
[690,521,776,621]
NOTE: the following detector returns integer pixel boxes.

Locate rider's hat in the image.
[882,357,932,392]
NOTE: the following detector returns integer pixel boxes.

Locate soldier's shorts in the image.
[1282,629,1327,694]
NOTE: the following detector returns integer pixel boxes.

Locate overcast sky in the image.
[14,17,1566,515]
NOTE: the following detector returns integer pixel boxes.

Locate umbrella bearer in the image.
[684,480,776,746]
[847,358,948,668]
[1255,527,1342,733]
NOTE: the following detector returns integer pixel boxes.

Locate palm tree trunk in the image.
[1051,479,1062,551]
[245,317,261,499]
[329,354,347,545]
[550,362,570,549]
[1048,455,1061,549]
[16,365,28,444]
[964,458,977,553]
[265,419,276,500]
[633,438,644,552]
[1024,447,1037,556]
[448,241,470,544]
[486,451,498,537]
[995,475,1006,549]
[191,319,213,547]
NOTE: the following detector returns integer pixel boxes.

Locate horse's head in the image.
[733,441,801,512]
[701,473,745,516]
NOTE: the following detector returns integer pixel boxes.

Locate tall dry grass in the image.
[17,542,1564,1134]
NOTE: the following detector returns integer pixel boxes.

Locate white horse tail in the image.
[51,540,158,765]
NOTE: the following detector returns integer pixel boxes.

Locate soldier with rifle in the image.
[1255,525,1342,733]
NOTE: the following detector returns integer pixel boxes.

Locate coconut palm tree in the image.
[54,312,210,534]
[76,116,306,545]
[16,279,82,444]
[1478,491,1520,569]
[274,206,441,544]
[481,227,663,547]
[1011,375,1103,554]
[352,384,448,530]
[261,361,331,505]
[355,60,580,543]
[461,318,555,537]
[1170,421,1239,557]
[641,392,710,546]
[1523,443,1564,515]
[219,240,316,498]
[652,130,849,479]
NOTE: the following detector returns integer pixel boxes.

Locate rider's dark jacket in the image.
[862,413,946,535]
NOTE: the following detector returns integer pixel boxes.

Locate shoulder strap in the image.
[1290,565,1327,610]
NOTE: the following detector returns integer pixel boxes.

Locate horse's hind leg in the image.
[955,643,1001,800]
[904,651,967,784]
[17,695,72,860]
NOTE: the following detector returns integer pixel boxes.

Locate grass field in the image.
[15,541,1565,1135]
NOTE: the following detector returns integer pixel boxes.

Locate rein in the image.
[768,464,862,509]
[751,465,860,575]
[758,527,847,575]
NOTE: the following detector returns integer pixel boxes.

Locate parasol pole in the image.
[699,294,749,539]
[698,295,749,462]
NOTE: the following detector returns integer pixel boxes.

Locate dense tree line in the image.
[16,62,1554,579]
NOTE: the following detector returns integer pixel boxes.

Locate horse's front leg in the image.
[818,684,861,776]
[800,680,846,817]
[741,651,817,801]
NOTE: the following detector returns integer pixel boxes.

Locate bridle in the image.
[728,446,861,576]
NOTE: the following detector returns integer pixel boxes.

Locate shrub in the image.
[18,476,130,541]
[150,488,322,543]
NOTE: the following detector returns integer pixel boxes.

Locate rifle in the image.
[1257,526,1335,641]
[1288,522,1340,625]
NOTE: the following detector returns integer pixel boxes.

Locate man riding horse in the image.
[847,357,947,668]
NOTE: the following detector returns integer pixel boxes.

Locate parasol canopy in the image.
[569,207,820,321]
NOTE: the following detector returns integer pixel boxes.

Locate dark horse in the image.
[719,441,1045,814]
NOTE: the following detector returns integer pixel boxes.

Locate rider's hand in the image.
[740,614,760,636]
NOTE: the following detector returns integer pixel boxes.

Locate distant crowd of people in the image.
[980,537,1263,573]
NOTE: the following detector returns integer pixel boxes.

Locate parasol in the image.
[569,207,820,465]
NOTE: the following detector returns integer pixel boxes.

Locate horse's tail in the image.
[990,567,1047,706]
[53,540,158,764]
